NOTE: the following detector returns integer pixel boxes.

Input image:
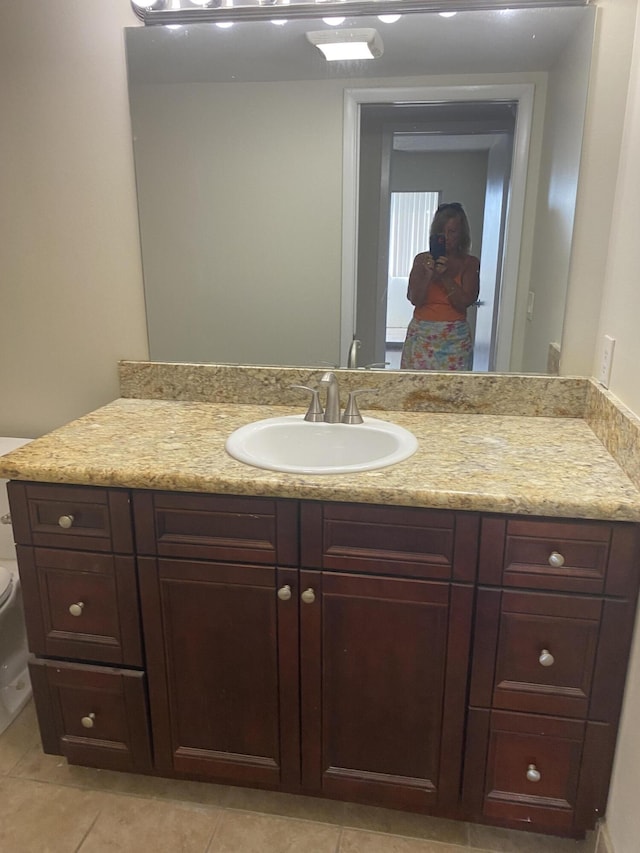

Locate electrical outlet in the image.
[599,335,615,388]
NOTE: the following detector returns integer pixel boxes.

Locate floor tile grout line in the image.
[73,805,103,853]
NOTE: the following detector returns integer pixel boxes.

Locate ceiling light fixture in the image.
[130,1,590,26]
[306,28,383,61]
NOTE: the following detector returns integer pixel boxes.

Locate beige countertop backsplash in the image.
[1,361,640,522]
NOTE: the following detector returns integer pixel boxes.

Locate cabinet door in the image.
[138,557,300,791]
[300,571,473,812]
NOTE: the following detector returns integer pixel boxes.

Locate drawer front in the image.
[471,589,601,718]
[29,658,152,773]
[133,490,298,566]
[479,517,625,593]
[18,546,142,666]
[301,502,479,581]
[477,709,585,832]
[8,482,133,553]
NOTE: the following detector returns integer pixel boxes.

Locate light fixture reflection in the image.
[306,28,383,61]
[323,17,346,26]
[377,14,401,23]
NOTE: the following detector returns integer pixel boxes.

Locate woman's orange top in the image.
[413,272,466,322]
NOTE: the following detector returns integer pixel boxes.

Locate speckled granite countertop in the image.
[2,397,640,522]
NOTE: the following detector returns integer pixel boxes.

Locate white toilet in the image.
[0,437,33,734]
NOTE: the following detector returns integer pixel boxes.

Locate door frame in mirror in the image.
[340,83,534,370]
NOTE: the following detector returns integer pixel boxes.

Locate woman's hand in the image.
[407,252,435,306]
[422,252,435,273]
[434,256,448,276]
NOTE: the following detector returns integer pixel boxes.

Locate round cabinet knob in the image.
[58,514,75,529]
[277,585,292,601]
[301,588,316,605]
[526,764,541,783]
[81,713,96,729]
[68,602,84,617]
[539,649,555,667]
[548,551,565,568]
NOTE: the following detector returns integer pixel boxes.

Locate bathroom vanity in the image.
[3,371,640,841]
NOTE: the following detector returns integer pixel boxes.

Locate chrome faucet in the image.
[320,371,341,423]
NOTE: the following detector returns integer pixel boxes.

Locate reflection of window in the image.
[386,192,440,354]
[388,191,440,277]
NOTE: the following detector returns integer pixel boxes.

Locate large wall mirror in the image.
[125,3,595,373]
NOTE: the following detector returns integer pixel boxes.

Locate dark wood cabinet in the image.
[9,482,640,839]
[132,493,477,811]
[464,514,640,836]
[7,481,150,766]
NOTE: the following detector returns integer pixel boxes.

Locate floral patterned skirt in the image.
[400,318,473,371]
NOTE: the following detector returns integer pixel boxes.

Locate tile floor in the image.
[0,700,602,853]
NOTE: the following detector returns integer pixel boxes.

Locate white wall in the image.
[593,6,640,852]
[0,0,148,438]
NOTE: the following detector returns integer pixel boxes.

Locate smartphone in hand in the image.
[429,233,446,260]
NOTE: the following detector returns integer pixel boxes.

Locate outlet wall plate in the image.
[599,335,615,388]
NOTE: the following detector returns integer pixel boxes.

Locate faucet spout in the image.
[320,372,341,423]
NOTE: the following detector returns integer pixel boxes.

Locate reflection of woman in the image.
[401,202,480,371]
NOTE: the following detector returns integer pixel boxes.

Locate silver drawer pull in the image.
[301,588,316,605]
[81,713,96,729]
[68,602,84,617]
[539,649,555,667]
[526,764,541,783]
[277,585,292,601]
[548,551,565,568]
[58,514,75,529]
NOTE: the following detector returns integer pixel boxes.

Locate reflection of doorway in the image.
[341,84,533,372]
[357,103,515,371]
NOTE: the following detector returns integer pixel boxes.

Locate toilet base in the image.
[0,663,31,735]
[0,559,33,735]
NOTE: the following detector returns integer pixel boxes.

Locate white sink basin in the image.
[225,415,418,474]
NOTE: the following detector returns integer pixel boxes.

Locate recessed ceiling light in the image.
[306,28,384,61]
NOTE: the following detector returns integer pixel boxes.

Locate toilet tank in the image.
[0,438,32,561]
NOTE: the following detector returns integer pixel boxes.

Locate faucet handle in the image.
[341,390,377,424]
[290,385,325,422]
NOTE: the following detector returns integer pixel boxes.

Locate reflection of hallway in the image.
[356,101,516,372]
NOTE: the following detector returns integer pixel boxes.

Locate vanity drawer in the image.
[29,657,152,773]
[8,482,133,554]
[132,490,298,565]
[470,588,601,718]
[466,709,586,832]
[17,546,142,666]
[479,516,640,595]
[300,502,479,581]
